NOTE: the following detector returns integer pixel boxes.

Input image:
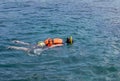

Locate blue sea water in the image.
[0,0,120,81]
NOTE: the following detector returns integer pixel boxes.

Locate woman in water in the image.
[8,36,73,54]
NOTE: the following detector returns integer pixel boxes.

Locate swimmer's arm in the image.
[49,44,63,48]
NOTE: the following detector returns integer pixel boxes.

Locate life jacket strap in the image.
[46,38,54,46]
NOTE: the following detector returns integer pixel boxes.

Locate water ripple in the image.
[1,0,120,81]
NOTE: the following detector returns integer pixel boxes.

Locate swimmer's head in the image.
[66,36,73,44]
[37,41,45,47]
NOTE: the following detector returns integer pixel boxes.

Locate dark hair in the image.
[66,38,69,43]
[66,38,73,44]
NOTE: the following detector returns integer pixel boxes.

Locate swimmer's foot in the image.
[8,46,18,49]
[8,46,29,51]
[12,40,21,43]
[12,40,30,46]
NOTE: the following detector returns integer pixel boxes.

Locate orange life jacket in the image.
[44,38,63,47]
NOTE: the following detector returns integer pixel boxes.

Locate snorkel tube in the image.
[66,36,73,44]
[69,36,73,44]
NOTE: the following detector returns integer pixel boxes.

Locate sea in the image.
[0,0,120,81]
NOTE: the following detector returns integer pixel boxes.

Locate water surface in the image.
[0,0,120,81]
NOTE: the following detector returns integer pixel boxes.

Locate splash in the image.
[28,48,48,56]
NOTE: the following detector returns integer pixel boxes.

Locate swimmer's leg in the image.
[8,46,29,51]
[12,40,30,46]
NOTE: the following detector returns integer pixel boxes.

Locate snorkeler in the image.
[8,36,73,54]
